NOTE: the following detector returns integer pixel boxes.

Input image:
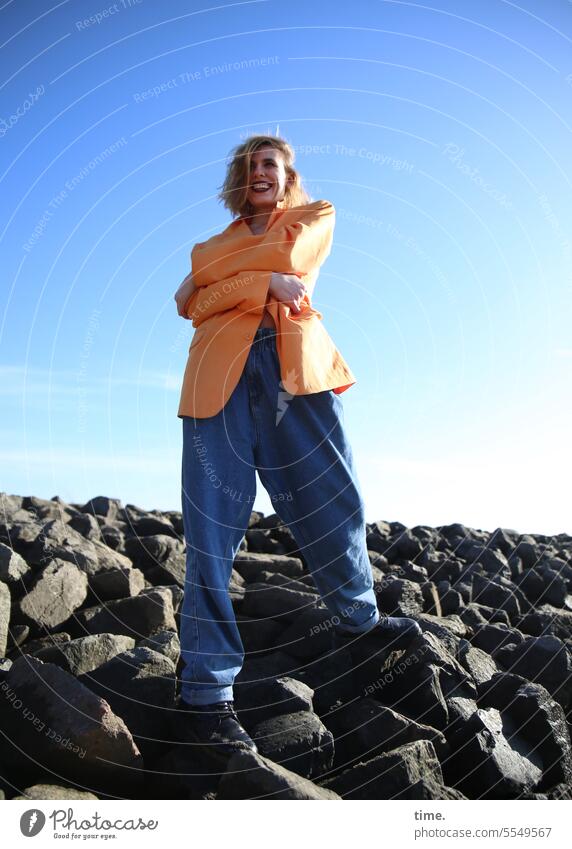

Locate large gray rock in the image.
[12,783,99,800]
[251,710,334,778]
[218,749,340,799]
[71,587,176,640]
[78,646,176,761]
[376,577,425,617]
[470,623,525,654]
[11,559,88,632]
[235,614,284,654]
[87,567,145,602]
[0,543,31,586]
[0,655,143,795]
[123,534,185,586]
[322,697,448,771]
[493,635,572,710]
[320,739,447,799]
[272,608,340,660]
[444,706,544,798]
[477,672,572,790]
[241,582,324,621]
[0,582,10,657]
[458,640,500,686]
[138,629,180,666]
[233,552,306,583]
[236,676,314,729]
[28,633,136,676]
[10,518,132,577]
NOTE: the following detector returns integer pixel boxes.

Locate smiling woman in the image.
[172,132,422,762]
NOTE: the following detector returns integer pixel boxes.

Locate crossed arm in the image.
[174,201,335,328]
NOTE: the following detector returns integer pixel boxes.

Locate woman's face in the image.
[246,145,290,214]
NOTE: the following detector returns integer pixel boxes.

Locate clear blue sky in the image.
[1,0,570,535]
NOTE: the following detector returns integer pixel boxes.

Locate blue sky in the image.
[1,0,570,535]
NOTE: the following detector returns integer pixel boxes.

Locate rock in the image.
[71,587,177,640]
[417,632,477,696]
[148,747,223,800]
[371,660,450,731]
[320,739,445,799]
[445,695,479,736]
[0,543,31,586]
[257,571,319,596]
[80,496,124,524]
[376,577,425,617]
[0,655,143,796]
[421,582,442,617]
[244,529,286,555]
[417,614,466,656]
[28,633,136,676]
[87,567,145,602]
[236,614,284,654]
[444,706,544,798]
[470,574,528,619]
[123,534,185,586]
[458,641,500,685]
[138,630,180,666]
[477,672,572,791]
[78,646,176,761]
[8,631,71,659]
[250,710,334,778]
[321,697,448,771]
[0,582,10,657]
[233,552,306,583]
[12,783,99,800]
[470,623,525,655]
[229,569,246,604]
[241,582,324,621]
[127,515,178,539]
[236,651,300,686]
[6,623,29,652]
[525,782,572,800]
[458,604,489,629]
[516,567,568,607]
[11,518,132,577]
[492,636,572,710]
[396,778,468,799]
[435,581,464,615]
[218,749,340,799]
[471,546,513,578]
[11,559,88,632]
[271,608,338,660]
[235,676,314,729]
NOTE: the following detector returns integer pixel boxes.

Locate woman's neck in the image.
[246,206,276,235]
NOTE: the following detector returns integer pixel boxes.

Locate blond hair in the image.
[217,134,312,219]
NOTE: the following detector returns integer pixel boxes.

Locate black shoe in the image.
[331,613,423,654]
[174,698,258,761]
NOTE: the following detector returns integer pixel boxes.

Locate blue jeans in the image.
[179,326,380,705]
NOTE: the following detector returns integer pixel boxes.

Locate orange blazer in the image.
[177,199,357,418]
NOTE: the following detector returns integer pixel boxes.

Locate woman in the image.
[173,135,421,761]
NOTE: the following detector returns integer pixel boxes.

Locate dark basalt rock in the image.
[1,490,571,800]
[319,739,451,799]
[250,710,335,779]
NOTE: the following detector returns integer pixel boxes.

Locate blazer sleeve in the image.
[191,201,335,286]
[184,269,273,328]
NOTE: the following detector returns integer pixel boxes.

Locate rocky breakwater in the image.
[0,491,571,801]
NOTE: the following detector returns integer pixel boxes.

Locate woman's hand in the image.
[269,272,307,314]
[174,271,196,319]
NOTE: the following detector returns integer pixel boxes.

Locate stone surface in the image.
[251,710,334,778]
[218,749,340,799]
